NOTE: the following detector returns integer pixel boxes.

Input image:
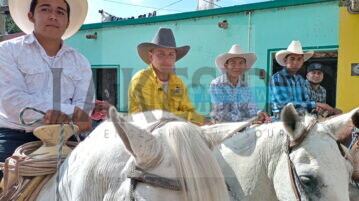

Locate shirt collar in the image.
[23,32,74,56]
[306,80,322,91]
[221,74,246,87]
[148,63,174,82]
[280,67,292,76]
[280,67,302,80]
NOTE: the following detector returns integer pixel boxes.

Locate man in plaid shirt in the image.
[305,62,342,116]
[210,44,269,123]
[306,63,327,103]
[271,41,333,116]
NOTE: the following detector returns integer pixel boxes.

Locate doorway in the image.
[93,68,118,107]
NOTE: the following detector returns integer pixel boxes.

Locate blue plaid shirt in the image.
[305,80,326,103]
[271,68,316,114]
[210,75,259,122]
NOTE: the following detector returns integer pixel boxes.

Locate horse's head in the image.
[109,107,251,201]
[328,108,359,185]
[273,104,356,201]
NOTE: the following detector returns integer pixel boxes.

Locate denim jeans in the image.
[0,128,39,179]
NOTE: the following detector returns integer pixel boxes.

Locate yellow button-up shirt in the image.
[128,64,204,125]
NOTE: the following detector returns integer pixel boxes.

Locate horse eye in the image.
[299,175,312,185]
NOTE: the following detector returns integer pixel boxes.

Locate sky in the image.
[85,0,271,24]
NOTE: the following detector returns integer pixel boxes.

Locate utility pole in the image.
[0,0,8,41]
[197,0,214,10]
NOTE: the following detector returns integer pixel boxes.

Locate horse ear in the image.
[281,103,304,140]
[109,107,161,166]
[324,107,359,135]
[200,119,254,149]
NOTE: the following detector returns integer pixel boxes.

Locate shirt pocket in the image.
[18,63,49,94]
[170,96,182,110]
[62,66,82,82]
[61,67,82,99]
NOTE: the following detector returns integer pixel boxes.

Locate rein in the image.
[286,120,317,201]
[286,120,349,201]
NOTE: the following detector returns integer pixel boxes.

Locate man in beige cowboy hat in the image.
[0,0,94,178]
[128,27,211,125]
[210,44,269,123]
[271,40,332,116]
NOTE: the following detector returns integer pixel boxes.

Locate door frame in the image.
[91,64,122,112]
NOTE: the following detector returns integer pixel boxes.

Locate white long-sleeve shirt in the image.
[0,33,95,131]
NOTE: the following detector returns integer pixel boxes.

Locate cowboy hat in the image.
[9,0,88,40]
[215,44,257,74]
[137,27,190,64]
[275,41,314,67]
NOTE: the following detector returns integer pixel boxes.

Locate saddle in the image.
[0,124,78,201]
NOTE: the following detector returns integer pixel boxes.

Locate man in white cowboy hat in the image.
[271,40,332,116]
[0,0,94,177]
[128,27,211,125]
[210,44,269,123]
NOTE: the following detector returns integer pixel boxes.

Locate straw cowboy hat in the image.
[275,41,314,67]
[137,28,190,64]
[215,44,257,74]
[9,0,88,40]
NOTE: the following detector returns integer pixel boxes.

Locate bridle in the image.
[127,165,182,201]
[126,118,183,201]
[286,120,350,201]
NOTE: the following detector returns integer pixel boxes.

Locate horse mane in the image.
[163,121,230,201]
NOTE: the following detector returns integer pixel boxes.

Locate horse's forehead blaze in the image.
[291,149,312,164]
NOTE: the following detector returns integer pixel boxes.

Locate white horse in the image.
[216,104,358,201]
[35,108,253,201]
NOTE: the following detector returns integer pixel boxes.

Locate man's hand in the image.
[72,107,92,133]
[203,118,213,125]
[317,103,334,114]
[252,112,271,124]
[44,110,71,124]
[313,106,324,115]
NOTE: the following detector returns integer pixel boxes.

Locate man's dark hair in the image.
[29,0,71,19]
[284,54,304,59]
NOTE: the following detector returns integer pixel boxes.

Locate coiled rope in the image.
[0,107,79,201]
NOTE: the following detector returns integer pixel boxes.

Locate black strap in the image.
[129,178,137,201]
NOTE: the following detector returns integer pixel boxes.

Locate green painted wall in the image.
[66,0,339,115]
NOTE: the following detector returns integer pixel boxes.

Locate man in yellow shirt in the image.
[128,28,210,125]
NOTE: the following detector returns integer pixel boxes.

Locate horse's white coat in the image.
[216,105,357,201]
[36,109,250,201]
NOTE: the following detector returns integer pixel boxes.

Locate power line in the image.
[202,0,222,8]
[103,0,184,12]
